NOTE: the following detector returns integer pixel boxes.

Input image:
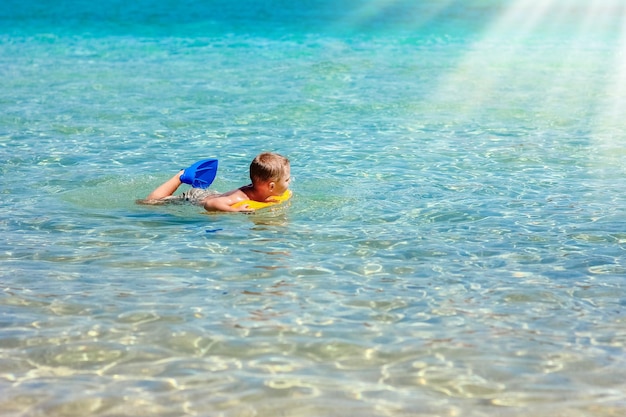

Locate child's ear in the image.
[269,181,275,191]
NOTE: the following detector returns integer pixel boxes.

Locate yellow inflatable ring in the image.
[232,189,292,210]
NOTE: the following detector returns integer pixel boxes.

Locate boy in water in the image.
[142,152,291,212]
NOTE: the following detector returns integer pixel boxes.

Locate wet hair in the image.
[249,152,290,184]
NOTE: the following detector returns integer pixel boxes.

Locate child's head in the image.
[250,152,291,194]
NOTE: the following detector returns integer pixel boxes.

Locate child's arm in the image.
[203,195,254,213]
[145,171,184,200]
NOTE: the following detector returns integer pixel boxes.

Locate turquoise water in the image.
[2,1,626,416]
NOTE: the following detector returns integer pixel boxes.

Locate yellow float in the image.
[232,189,292,210]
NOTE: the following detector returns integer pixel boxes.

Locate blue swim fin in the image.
[179,159,218,189]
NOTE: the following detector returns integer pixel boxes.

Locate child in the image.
[142,152,291,212]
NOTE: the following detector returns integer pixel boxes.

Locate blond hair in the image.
[250,152,290,184]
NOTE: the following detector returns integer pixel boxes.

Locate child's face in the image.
[272,166,291,195]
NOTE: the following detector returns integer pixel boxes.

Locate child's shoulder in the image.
[215,187,250,204]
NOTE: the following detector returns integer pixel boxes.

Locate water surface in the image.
[1,1,626,416]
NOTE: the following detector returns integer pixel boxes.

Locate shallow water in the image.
[2,1,626,416]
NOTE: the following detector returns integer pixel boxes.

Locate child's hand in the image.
[235,204,255,213]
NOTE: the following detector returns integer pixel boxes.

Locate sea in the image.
[1,0,625,416]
